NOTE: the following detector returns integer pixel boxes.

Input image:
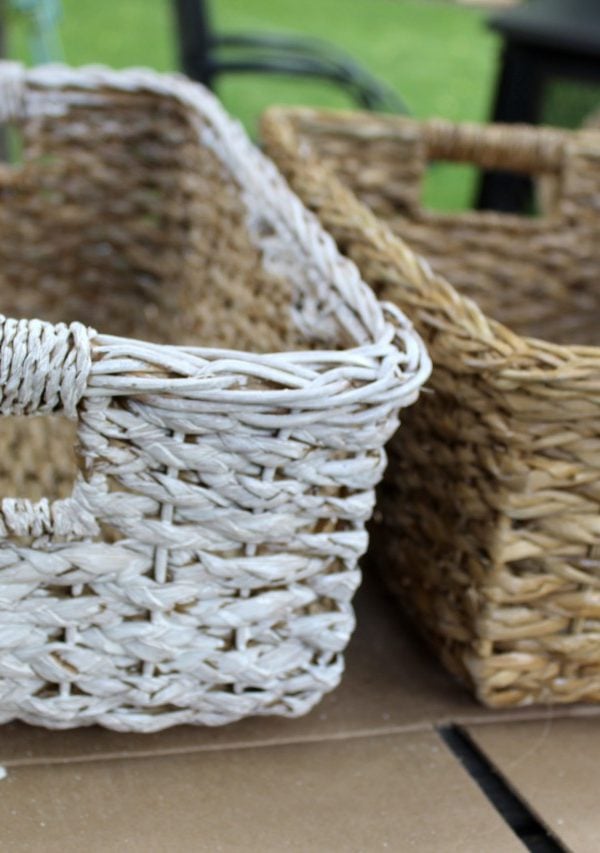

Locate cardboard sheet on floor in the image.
[467,718,600,853]
[0,730,523,853]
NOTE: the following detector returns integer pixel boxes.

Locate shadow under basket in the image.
[0,65,429,732]
[261,106,600,708]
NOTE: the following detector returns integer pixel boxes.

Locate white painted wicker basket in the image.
[0,63,430,732]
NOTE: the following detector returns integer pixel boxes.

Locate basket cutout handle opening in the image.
[0,316,95,537]
[417,120,568,219]
[287,110,569,222]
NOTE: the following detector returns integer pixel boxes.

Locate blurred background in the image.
[5,0,600,210]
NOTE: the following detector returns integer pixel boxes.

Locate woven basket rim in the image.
[262,105,600,379]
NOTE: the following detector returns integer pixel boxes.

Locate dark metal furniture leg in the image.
[476,41,545,212]
[173,0,214,87]
[170,0,407,112]
[0,0,7,160]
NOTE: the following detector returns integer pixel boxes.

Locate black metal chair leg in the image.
[171,0,408,113]
[173,0,215,87]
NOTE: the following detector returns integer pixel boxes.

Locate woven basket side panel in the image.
[9,347,393,727]
[369,379,504,687]
[371,370,600,707]
[263,111,600,707]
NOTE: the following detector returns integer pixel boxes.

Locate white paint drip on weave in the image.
[0,62,431,731]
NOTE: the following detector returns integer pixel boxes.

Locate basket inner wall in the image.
[293,117,600,348]
[0,91,314,502]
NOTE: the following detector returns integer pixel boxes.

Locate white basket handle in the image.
[0,316,94,419]
[0,316,98,540]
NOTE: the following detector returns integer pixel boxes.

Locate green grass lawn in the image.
[8,0,600,209]
[10,0,500,120]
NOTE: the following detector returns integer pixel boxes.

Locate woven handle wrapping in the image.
[0,317,93,419]
[420,118,566,175]
[0,317,96,539]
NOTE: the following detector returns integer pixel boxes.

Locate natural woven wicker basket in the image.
[262,107,600,708]
[0,66,429,732]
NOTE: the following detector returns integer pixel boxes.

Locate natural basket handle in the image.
[0,316,93,419]
[420,118,567,175]
[282,109,568,200]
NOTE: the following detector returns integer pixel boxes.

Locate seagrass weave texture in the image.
[262,107,600,708]
[0,66,430,732]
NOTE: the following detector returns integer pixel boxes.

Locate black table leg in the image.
[476,41,545,212]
